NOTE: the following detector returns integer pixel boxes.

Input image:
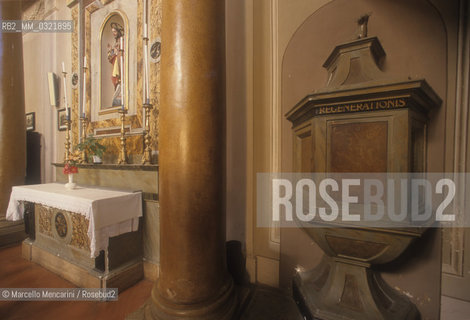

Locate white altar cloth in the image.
[6,183,142,258]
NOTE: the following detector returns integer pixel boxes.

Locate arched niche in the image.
[90,2,138,124]
[99,11,129,113]
[280,1,447,318]
[281,0,447,173]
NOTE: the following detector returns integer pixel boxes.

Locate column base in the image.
[127,277,237,320]
[293,256,419,320]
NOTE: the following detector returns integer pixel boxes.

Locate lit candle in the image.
[143,0,148,38]
[62,61,69,117]
[142,30,147,105]
[142,60,147,106]
[120,37,125,110]
[145,46,150,104]
[143,39,149,105]
[82,56,87,119]
[143,0,150,106]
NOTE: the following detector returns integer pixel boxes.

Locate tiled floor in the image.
[0,245,152,320]
[0,244,303,320]
[238,285,304,320]
[4,243,468,320]
[441,295,470,320]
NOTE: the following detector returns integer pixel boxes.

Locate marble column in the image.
[0,0,26,244]
[150,0,237,319]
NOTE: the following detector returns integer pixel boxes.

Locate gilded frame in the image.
[57,108,68,131]
[26,112,35,131]
[98,10,129,115]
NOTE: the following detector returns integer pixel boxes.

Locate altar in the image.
[6,183,144,291]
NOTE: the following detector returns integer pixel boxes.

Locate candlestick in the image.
[120,37,125,109]
[142,56,147,105]
[79,116,88,163]
[64,118,71,163]
[142,102,153,165]
[141,0,152,165]
[117,109,128,164]
[144,43,150,103]
[142,10,150,105]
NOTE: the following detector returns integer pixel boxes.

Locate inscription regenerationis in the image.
[315,98,406,116]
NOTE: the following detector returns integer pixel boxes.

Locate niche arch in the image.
[98,10,129,113]
[280,1,447,318]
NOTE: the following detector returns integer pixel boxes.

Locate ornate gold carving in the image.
[36,204,90,251]
[87,3,101,14]
[64,118,72,162]
[70,213,90,251]
[149,0,162,152]
[77,0,161,164]
[37,205,53,237]
[142,103,153,164]
[117,109,129,164]
[80,116,89,163]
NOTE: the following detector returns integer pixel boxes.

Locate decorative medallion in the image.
[150,38,161,63]
[71,72,79,89]
[54,212,68,238]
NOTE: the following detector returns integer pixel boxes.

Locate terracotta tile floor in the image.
[0,244,306,320]
[0,245,153,320]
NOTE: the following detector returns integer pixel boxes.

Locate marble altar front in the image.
[6,183,144,292]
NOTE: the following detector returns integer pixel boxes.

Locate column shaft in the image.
[0,1,26,219]
[151,0,236,319]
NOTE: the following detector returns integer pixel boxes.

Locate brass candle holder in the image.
[117,108,128,164]
[64,118,71,162]
[79,116,88,163]
[142,103,153,164]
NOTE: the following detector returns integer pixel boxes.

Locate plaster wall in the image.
[22,0,72,183]
[226,0,248,245]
